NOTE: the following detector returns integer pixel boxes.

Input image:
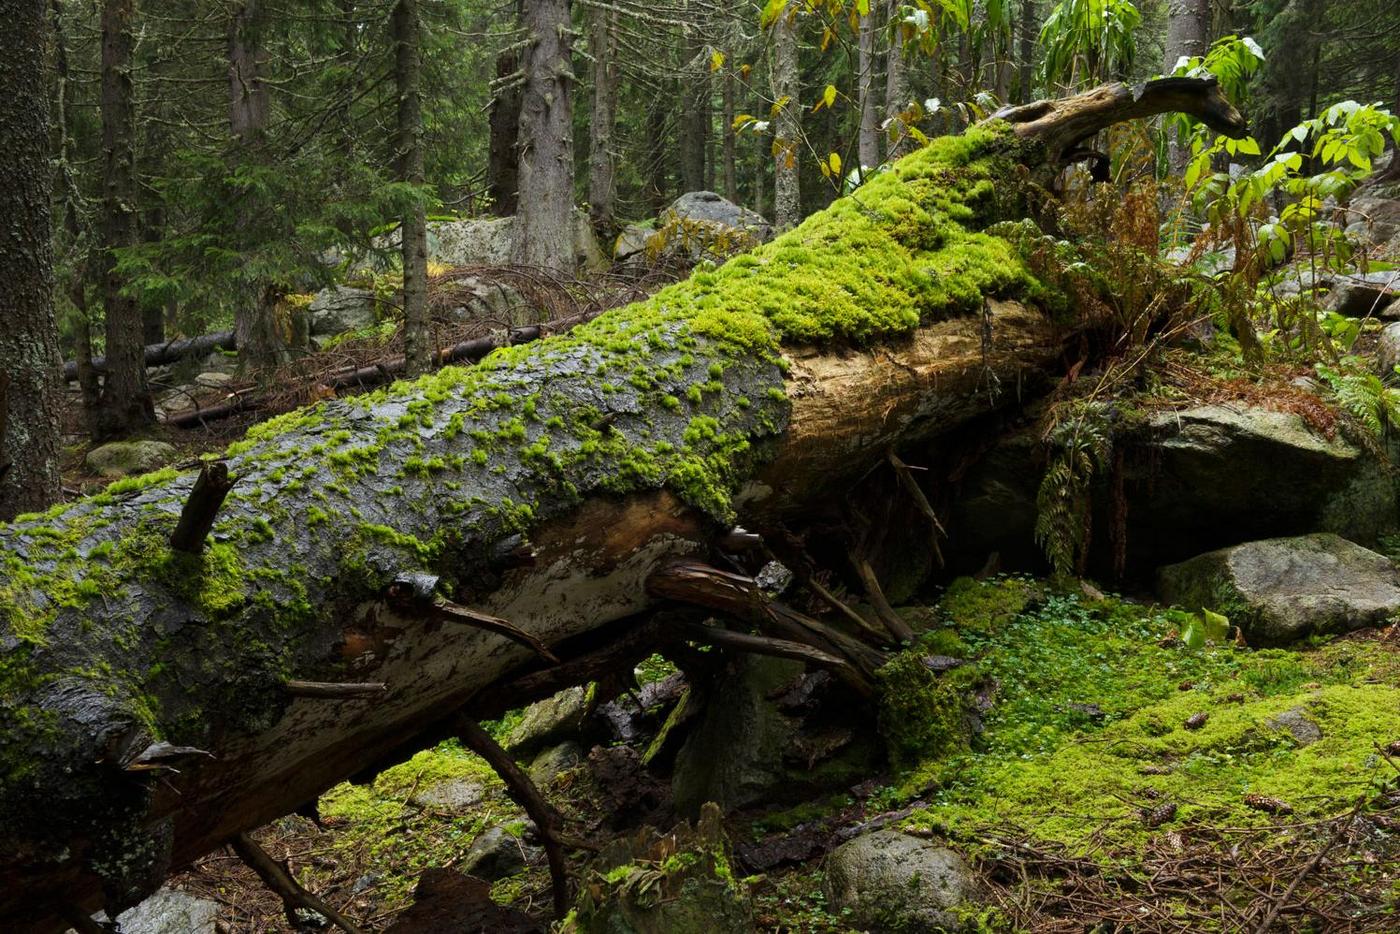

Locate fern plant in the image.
[1317,365,1400,440]
[1035,403,1114,576]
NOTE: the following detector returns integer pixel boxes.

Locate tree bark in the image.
[722,70,738,202]
[393,0,430,378]
[586,4,620,232]
[96,0,154,439]
[679,5,707,193]
[0,0,64,521]
[857,5,880,171]
[770,3,801,229]
[1162,0,1212,168]
[487,39,523,215]
[512,0,575,272]
[1016,0,1037,103]
[0,83,1242,931]
[884,0,911,159]
[228,0,287,371]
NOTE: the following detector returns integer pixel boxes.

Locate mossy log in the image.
[0,81,1240,931]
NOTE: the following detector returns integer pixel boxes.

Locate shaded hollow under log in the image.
[0,80,1242,932]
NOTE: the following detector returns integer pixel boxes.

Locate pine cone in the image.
[1141,801,1177,827]
[1243,793,1293,815]
[1184,712,1208,731]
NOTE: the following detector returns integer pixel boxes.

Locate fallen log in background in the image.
[62,330,237,383]
[0,80,1241,931]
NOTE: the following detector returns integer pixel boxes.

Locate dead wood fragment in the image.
[283,680,388,699]
[454,716,571,919]
[646,560,888,676]
[677,621,873,697]
[168,462,235,554]
[55,903,109,934]
[887,449,946,569]
[849,554,914,644]
[384,572,560,663]
[230,832,365,934]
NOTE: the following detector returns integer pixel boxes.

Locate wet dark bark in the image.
[95,0,155,439]
[0,0,63,520]
[586,4,621,232]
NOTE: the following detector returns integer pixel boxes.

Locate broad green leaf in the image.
[1201,609,1230,642]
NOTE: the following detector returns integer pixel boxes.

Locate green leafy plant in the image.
[1037,0,1140,92]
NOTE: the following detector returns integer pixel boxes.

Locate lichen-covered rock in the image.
[427,212,606,271]
[528,740,582,786]
[97,886,220,934]
[84,441,178,478]
[459,825,537,881]
[504,687,589,760]
[824,831,978,932]
[1266,707,1324,746]
[1378,320,1400,375]
[309,285,377,335]
[410,777,486,811]
[1157,534,1400,644]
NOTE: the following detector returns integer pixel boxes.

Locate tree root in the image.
[231,832,365,934]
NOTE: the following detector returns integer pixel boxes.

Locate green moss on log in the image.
[0,124,1045,874]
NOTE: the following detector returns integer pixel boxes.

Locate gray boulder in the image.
[85,440,178,478]
[411,777,486,811]
[619,193,773,267]
[86,887,220,934]
[437,274,533,326]
[427,212,606,272]
[1157,533,1400,644]
[1343,183,1400,248]
[613,223,654,262]
[504,686,588,760]
[824,831,978,933]
[671,656,801,816]
[460,825,537,881]
[528,740,582,787]
[309,285,377,336]
[1266,707,1324,746]
[1324,270,1400,317]
[1379,321,1400,375]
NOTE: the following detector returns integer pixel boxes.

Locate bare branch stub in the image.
[283,680,387,699]
[678,620,873,697]
[384,572,560,663]
[454,715,571,919]
[169,461,235,554]
[231,832,365,934]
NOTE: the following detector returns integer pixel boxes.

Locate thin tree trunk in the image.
[0,0,64,519]
[587,5,620,232]
[394,0,430,378]
[858,5,880,171]
[680,7,707,193]
[1017,0,1036,103]
[96,0,154,440]
[1162,0,1211,168]
[770,3,801,229]
[229,0,287,370]
[885,0,911,159]
[722,70,737,201]
[512,0,575,272]
[752,85,767,218]
[487,0,524,216]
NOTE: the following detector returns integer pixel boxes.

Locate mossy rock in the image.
[1157,533,1400,645]
[824,830,979,933]
[84,441,178,478]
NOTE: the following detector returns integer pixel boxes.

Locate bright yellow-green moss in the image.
[888,585,1400,856]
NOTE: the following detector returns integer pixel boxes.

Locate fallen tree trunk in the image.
[62,330,237,383]
[0,79,1241,931]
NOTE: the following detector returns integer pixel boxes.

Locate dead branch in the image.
[169,462,235,554]
[230,832,365,934]
[283,681,388,699]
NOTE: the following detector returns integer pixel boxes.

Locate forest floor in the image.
[156,578,1400,933]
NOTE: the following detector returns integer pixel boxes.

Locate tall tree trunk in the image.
[1017,0,1037,103]
[885,0,911,158]
[857,5,880,171]
[770,4,801,230]
[722,70,737,201]
[394,0,430,378]
[1162,0,1211,168]
[229,0,287,371]
[512,0,575,272]
[0,0,64,520]
[587,5,620,232]
[487,0,524,216]
[680,8,707,193]
[96,0,153,439]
